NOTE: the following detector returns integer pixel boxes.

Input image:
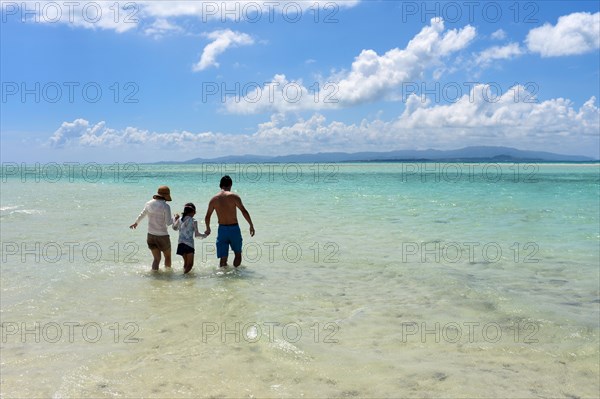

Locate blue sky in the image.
[1,0,599,162]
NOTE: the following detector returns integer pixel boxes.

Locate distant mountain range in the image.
[158,146,597,164]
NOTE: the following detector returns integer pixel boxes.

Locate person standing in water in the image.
[130,186,173,271]
[172,202,206,274]
[204,175,255,267]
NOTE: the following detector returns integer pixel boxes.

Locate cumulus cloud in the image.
[49,119,106,147]
[475,43,524,66]
[252,88,600,155]
[490,29,506,40]
[48,87,599,157]
[193,29,254,71]
[225,18,476,114]
[526,12,600,57]
[397,85,597,132]
[471,11,599,71]
[49,119,220,148]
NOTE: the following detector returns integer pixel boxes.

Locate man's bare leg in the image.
[233,252,242,267]
[220,256,228,267]
[163,250,172,268]
[150,248,161,270]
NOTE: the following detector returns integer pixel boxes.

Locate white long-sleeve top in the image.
[134,199,172,236]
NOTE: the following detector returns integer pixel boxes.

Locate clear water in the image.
[1,163,599,398]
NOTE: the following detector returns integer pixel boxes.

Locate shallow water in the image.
[1,163,599,398]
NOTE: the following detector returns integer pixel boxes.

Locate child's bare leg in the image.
[164,250,172,268]
[233,252,242,267]
[150,249,161,270]
[184,253,194,274]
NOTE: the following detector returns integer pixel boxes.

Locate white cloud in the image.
[225,18,476,114]
[48,87,599,158]
[144,18,183,38]
[0,1,361,33]
[475,43,524,66]
[490,29,506,40]
[526,12,600,57]
[49,119,103,147]
[471,11,599,71]
[138,0,359,36]
[138,1,360,21]
[193,29,254,72]
[49,119,222,149]
[0,1,141,32]
[398,85,597,132]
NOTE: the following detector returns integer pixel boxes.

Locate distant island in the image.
[158,146,597,164]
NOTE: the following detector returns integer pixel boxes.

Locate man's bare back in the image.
[204,176,255,267]
[210,191,242,225]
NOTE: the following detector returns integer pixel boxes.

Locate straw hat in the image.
[154,185,172,201]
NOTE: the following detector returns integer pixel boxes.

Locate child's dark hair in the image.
[182,202,196,220]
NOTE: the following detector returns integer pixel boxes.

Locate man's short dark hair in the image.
[220,175,233,188]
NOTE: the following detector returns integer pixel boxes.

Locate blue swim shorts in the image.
[216,224,243,258]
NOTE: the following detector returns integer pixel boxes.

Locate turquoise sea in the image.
[1,162,599,398]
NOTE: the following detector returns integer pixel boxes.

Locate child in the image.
[172,203,206,274]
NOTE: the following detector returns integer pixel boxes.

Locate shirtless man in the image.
[204,175,255,267]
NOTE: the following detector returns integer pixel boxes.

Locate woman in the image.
[130,186,173,271]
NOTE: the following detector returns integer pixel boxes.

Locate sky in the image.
[1,0,599,162]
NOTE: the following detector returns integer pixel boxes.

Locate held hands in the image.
[174,214,180,221]
[204,227,211,237]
